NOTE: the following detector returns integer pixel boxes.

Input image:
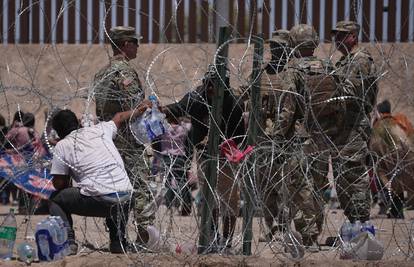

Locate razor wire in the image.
[0,0,414,265]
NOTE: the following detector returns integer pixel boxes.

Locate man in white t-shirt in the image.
[49,101,150,255]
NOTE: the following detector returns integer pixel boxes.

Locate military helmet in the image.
[289,24,319,49]
[269,29,290,45]
[332,21,360,34]
[109,26,142,42]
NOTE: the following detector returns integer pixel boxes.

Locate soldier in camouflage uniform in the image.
[332,21,378,223]
[93,26,155,248]
[256,29,291,242]
[274,24,331,251]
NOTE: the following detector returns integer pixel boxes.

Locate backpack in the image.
[300,59,345,137]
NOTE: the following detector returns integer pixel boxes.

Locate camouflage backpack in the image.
[299,59,345,137]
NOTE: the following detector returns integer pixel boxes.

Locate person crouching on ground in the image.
[49,100,151,255]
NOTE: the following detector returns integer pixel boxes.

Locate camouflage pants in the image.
[256,147,285,234]
[118,143,156,231]
[292,151,329,236]
[292,136,334,233]
[332,130,371,223]
[281,153,320,240]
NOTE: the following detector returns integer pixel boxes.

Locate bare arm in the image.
[112,100,151,129]
[52,174,71,190]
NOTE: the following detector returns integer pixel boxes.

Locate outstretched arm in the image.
[112,99,152,129]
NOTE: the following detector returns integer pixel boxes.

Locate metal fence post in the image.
[242,34,264,256]
[198,26,231,254]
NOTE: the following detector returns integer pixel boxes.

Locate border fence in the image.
[1,0,414,44]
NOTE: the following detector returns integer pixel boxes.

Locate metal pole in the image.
[242,34,264,256]
[215,0,230,39]
[198,26,231,254]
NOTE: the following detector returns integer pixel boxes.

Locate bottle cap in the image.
[149,95,157,101]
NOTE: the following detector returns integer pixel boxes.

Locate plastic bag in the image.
[340,232,384,260]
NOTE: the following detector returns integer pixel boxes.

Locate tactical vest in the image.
[299,60,345,138]
[260,71,284,121]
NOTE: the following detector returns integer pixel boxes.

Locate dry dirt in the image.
[0,204,414,266]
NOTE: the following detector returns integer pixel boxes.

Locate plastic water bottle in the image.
[51,216,69,256]
[340,219,353,242]
[131,109,152,144]
[17,242,35,264]
[0,208,17,260]
[35,220,52,261]
[47,217,65,259]
[351,220,362,238]
[362,220,375,236]
[146,226,161,250]
[44,218,62,260]
[148,95,166,138]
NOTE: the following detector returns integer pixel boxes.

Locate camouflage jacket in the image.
[335,46,378,136]
[259,68,285,136]
[93,54,144,148]
[275,56,337,141]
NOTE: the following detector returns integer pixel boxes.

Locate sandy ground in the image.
[0,201,414,266]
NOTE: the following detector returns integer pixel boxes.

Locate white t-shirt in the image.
[51,121,133,196]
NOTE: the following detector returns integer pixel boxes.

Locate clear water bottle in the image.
[47,217,62,260]
[362,220,375,236]
[148,95,166,138]
[45,218,62,260]
[131,108,152,144]
[351,220,362,238]
[51,216,69,256]
[0,208,17,260]
[17,242,35,264]
[35,220,52,261]
[146,226,161,251]
[340,219,353,242]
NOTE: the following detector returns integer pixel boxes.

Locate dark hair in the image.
[52,109,79,138]
[13,111,24,123]
[0,114,5,127]
[22,112,35,128]
[377,100,391,114]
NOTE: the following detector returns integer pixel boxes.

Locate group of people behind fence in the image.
[2,19,413,258]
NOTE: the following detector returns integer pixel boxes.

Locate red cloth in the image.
[220,139,254,163]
